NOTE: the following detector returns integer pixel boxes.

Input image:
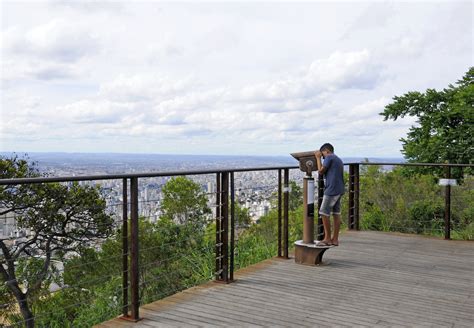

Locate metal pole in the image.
[278,169,282,257]
[348,164,355,229]
[354,164,360,231]
[444,165,451,240]
[130,177,140,321]
[317,172,324,240]
[283,169,289,259]
[222,172,229,282]
[230,172,235,281]
[303,176,315,244]
[215,173,222,280]
[122,178,129,318]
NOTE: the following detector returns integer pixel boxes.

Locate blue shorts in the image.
[319,194,342,216]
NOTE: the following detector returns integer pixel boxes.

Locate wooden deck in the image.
[97,231,473,327]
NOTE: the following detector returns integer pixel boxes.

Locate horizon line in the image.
[0,150,405,159]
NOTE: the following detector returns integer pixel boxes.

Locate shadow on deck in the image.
[97,231,473,327]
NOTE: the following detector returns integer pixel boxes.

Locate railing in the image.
[346,163,474,240]
[0,166,299,326]
[1,162,472,326]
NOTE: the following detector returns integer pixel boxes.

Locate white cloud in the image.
[60,100,136,124]
[1,1,472,157]
[4,19,99,62]
[308,50,382,90]
[343,97,389,119]
[238,49,382,113]
[99,75,195,102]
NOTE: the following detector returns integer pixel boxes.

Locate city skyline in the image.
[1,1,472,157]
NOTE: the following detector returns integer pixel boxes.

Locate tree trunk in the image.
[17,293,34,328]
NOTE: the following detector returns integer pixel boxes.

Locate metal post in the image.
[317,172,324,240]
[130,177,140,321]
[354,164,360,231]
[230,172,235,281]
[303,176,315,244]
[283,169,289,259]
[444,165,451,240]
[348,164,355,230]
[122,178,129,318]
[278,169,282,257]
[215,173,222,280]
[222,172,229,282]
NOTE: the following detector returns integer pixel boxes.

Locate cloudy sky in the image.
[1,0,472,157]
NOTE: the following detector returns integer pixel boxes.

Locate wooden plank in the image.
[162,293,298,326]
[139,307,211,327]
[142,304,228,327]
[97,231,474,327]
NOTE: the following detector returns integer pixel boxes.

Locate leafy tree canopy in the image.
[161,176,211,227]
[0,155,114,327]
[381,67,473,167]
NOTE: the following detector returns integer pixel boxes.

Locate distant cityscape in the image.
[0,152,404,238]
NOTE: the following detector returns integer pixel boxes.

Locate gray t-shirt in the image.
[322,154,344,196]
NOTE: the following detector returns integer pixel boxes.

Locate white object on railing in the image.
[438,179,457,186]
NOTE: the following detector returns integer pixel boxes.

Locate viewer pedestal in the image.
[294,240,332,265]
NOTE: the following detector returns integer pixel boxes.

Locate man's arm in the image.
[315,151,326,175]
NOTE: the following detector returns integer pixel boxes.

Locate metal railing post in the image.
[354,164,360,231]
[122,178,129,318]
[130,177,140,321]
[215,173,222,280]
[444,165,451,240]
[230,172,235,281]
[348,164,355,229]
[222,172,229,282]
[278,169,282,257]
[215,172,229,282]
[283,169,289,259]
[317,172,324,240]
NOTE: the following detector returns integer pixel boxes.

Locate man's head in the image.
[319,143,334,158]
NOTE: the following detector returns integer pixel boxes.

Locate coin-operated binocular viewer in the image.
[291,151,332,265]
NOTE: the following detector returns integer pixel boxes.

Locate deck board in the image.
[96,231,474,327]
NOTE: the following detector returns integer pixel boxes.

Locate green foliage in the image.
[409,200,444,234]
[451,223,474,240]
[235,210,278,268]
[288,181,303,211]
[161,176,211,226]
[32,288,92,327]
[0,155,114,327]
[360,204,387,231]
[359,166,473,239]
[381,67,474,177]
[2,159,471,327]
[235,202,251,227]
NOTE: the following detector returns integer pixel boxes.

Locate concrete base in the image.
[294,240,333,266]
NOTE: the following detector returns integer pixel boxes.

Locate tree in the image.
[381,67,474,176]
[161,176,211,227]
[0,156,114,327]
[269,180,302,212]
[235,203,251,227]
[288,181,303,211]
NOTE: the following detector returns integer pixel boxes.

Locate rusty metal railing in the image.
[1,161,472,324]
[0,165,297,323]
[346,162,474,240]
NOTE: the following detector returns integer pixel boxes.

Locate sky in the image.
[1,0,472,158]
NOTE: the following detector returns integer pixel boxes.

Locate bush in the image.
[409,200,444,234]
[360,205,387,231]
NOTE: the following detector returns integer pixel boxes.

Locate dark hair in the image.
[320,143,334,153]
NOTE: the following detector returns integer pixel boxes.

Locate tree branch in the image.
[27,237,52,295]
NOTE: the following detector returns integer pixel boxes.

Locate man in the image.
[315,143,344,246]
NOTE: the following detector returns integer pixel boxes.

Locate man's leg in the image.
[331,195,342,245]
[321,215,332,244]
[332,214,341,245]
